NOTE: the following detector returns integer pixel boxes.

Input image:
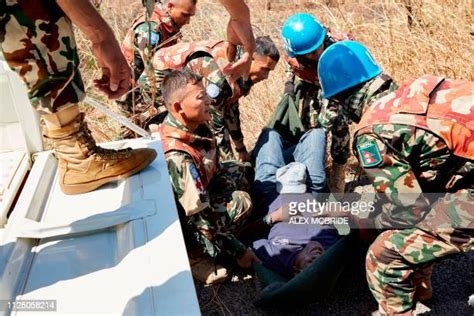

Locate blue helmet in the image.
[281,13,326,58]
[318,41,383,98]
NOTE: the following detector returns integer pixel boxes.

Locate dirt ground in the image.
[195,251,474,315]
[194,180,474,315]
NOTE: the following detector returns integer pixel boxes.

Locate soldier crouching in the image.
[152,70,260,284]
[317,41,473,315]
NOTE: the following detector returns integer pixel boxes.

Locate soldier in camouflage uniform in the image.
[0,0,156,195]
[118,0,197,138]
[281,13,355,194]
[152,70,260,284]
[318,41,473,315]
[141,36,279,161]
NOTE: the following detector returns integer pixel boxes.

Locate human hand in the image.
[224,51,252,82]
[263,207,284,226]
[223,19,254,81]
[92,34,131,99]
[237,248,261,269]
[271,207,284,223]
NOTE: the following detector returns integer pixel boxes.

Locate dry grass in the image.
[76,0,473,147]
[73,2,473,313]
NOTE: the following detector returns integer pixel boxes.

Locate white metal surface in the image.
[0,137,200,315]
[0,151,28,226]
[0,59,42,154]
[0,59,43,227]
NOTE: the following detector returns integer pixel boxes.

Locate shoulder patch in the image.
[189,164,205,193]
[148,31,160,45]
[357,139,383,168]
[135,23,160,46]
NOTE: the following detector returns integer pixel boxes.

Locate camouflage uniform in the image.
[349,75,474,314]
[118,2,181,138]
[185,54,251,161]
[159,113,253,259]
[140,40,251,160]
[285,28,354,164]
[0,0,85,113]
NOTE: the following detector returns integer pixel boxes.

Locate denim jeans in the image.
[253,128,327,209]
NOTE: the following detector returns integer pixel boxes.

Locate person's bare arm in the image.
[56,0,131,99]
[218,0,255,80]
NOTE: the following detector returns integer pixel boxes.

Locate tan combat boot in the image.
[41,105,157,195]
[189,255,228,285]
[328,162,346,199]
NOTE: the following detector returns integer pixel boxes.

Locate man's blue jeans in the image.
[253,128,327,209]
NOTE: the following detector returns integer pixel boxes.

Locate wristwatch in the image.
[262,214,273,226]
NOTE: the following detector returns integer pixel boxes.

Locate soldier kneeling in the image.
[151,70,260,284]
[317,41,473,315]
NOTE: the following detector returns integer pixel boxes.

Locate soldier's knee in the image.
[366,231,397,270]
[299,129,327,156]
[264,128,283,142]
[302,128,326,143]
[254,128,284,153]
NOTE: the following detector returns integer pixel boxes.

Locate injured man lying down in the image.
[252,162,341,277]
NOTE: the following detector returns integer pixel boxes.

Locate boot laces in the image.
[78,120,133,160]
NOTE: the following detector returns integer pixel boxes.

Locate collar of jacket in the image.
[343,74,397,123]
[151,3,179,33]
[163,114,215,147]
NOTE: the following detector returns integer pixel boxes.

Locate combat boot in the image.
[328,162,346,198]
[41,105,157,195]
[189,255,228,285]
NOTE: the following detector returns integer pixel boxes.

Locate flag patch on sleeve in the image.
[357,139,383,167]
[189,164,205,193]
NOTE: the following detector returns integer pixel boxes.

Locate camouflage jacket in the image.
[284,29,355,163]
[185,54,251,156]
[159,114,218,189]
[161,114,248,258]
[150,40,242,96]
[142,40,250,153]
[352,75,474,229]
[121,3,180,80]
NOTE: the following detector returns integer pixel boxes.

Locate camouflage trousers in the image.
[209,104,235,161]
[192,160,253,258]
[0,0,85,113]
[297,81,350,164]
[366,227,473,314]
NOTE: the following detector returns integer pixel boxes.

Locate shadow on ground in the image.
[196,180,473,315]
[196,240,473,315]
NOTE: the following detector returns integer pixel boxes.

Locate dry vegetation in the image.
[74,1,473,314]
[77,0,474,147]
